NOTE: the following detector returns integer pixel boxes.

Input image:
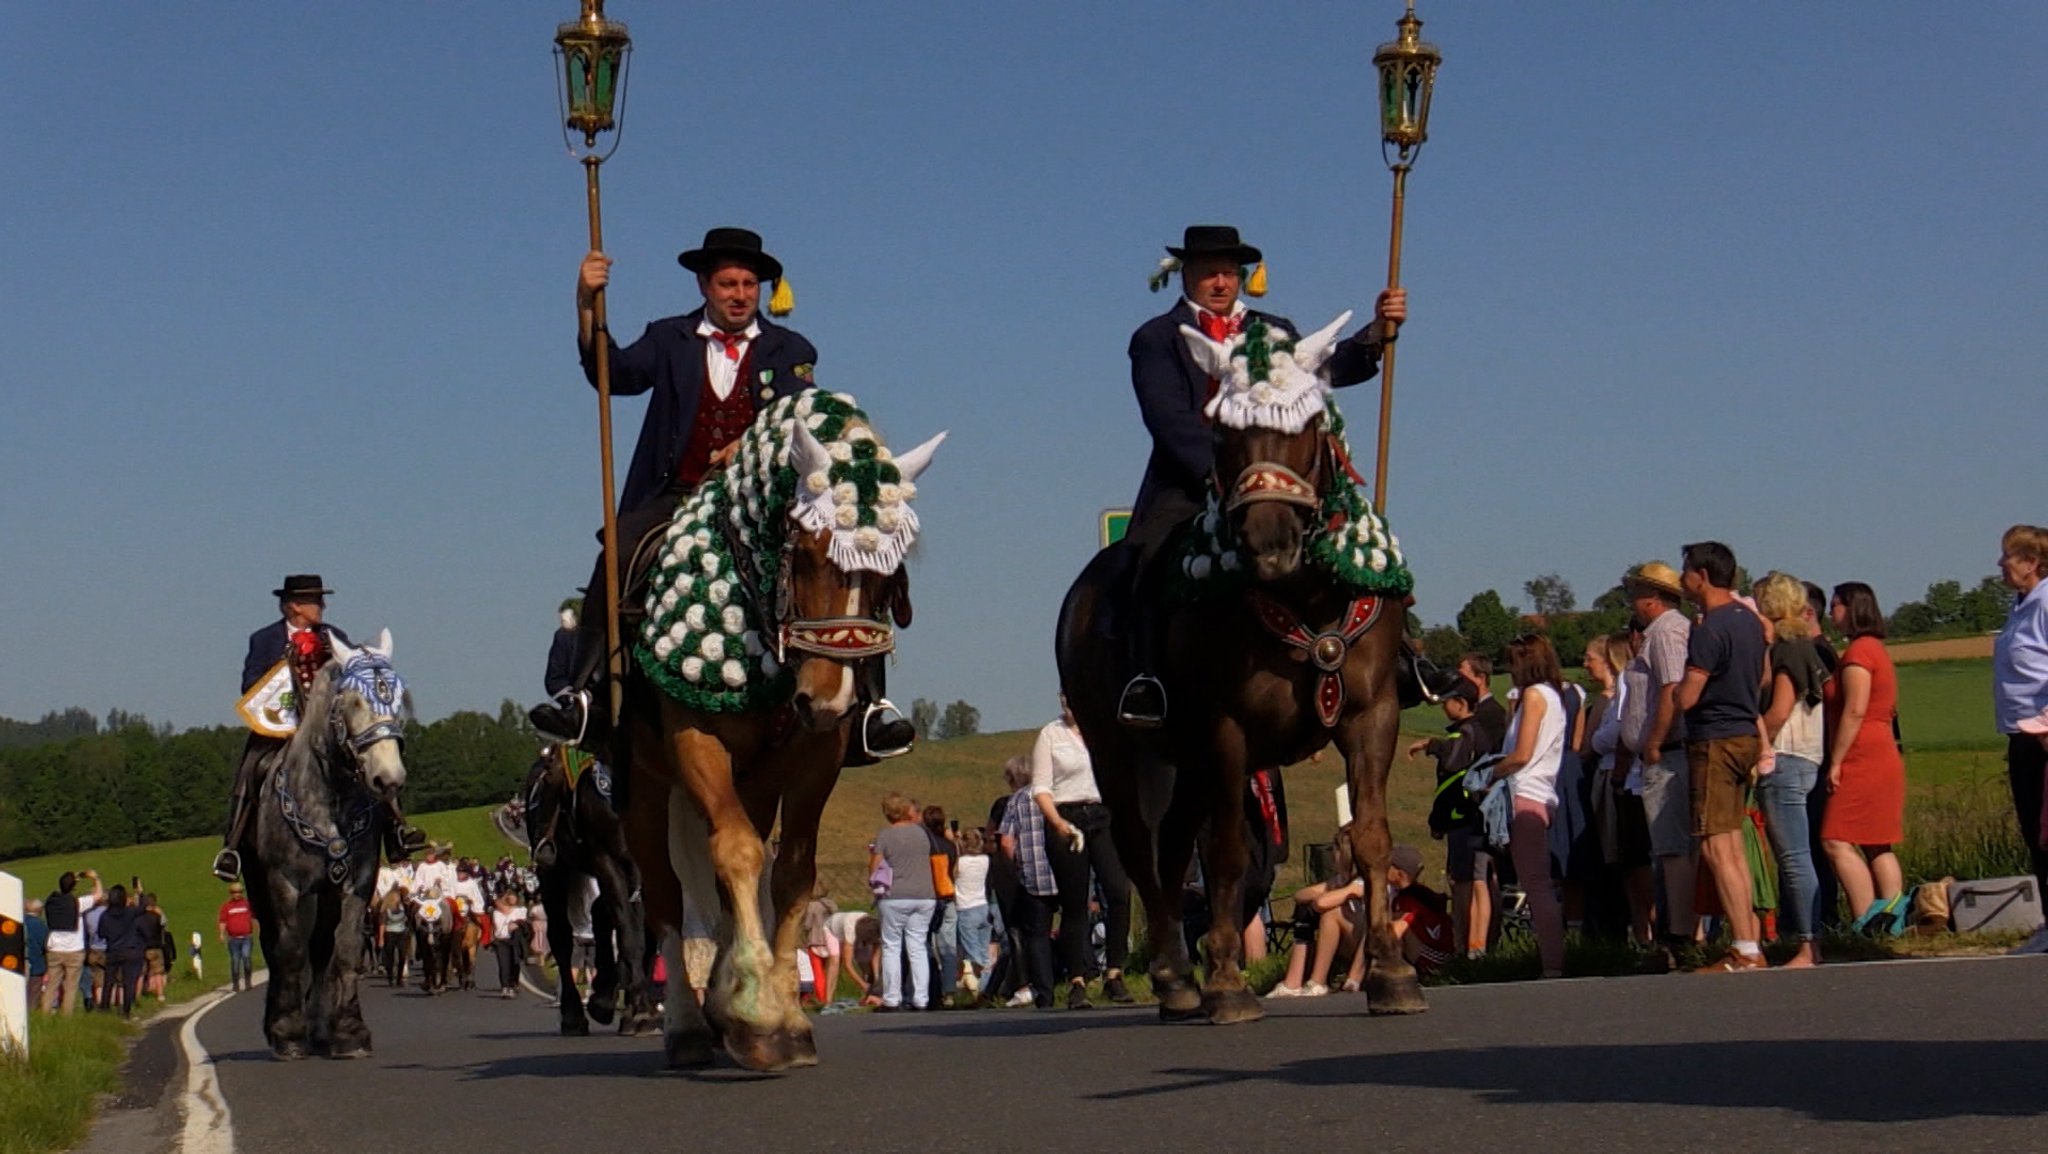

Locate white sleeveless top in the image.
[1500,683,1566,806]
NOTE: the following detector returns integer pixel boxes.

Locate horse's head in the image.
[779,418,945,733]
[320,629,410,800]
[1183,312,1352,583]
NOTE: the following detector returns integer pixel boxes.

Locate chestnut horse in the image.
[1057,312,1426,1023]
[618,390,942,1071]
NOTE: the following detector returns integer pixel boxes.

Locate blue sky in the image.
[2,3,2042,736]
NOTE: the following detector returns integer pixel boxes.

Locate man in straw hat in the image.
[1116,224,1417,726]
[1616,560,1700,970]
[217,880,257,992]
[529,228,915,765]
[214,574,425,881]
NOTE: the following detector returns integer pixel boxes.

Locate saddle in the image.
[619,521,673,628]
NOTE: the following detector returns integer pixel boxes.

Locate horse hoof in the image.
[585,994,617,1026]
[1366,971,1428,1016]
[560,1017,591,1037]
[329,1043,373,1060]
[722,1026,807,1073]
[1203,987,1265,1025]
[272,1041,310,1061]
[626,1013,664,1039]
[1156,982,1204,1021]
[664,1030,717,1070]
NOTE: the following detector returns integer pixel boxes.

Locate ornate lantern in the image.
[554,0,633,155]
[1372,2,1441,170]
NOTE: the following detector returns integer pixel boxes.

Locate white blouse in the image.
[1030,720,1100,806]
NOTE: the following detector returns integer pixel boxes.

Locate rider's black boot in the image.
[844,662,915,766]
[384,800,426,863]
[1396,646,1461,710]
[1117,594,1167,728]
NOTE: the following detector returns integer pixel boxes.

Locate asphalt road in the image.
[193,956,2048,1154]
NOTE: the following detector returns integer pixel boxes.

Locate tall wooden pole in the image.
[584,156,625,727]
[1373,162,1408,513]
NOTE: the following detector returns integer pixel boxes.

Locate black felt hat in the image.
[1166,224,1262,266]
[273,574,334,598]
[677,227,783,282]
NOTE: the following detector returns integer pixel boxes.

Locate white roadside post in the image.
[1,871,27,1058]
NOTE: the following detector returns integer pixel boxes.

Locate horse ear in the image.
[1178,324,1234,379]
[1293,310,1354,374]
[372,628,393,658]
[329,631,358,665]
[791,420,832,482]
[892,431,947,485]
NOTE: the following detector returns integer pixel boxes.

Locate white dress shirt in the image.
[695,315,761,401]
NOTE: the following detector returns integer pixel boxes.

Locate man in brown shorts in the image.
[1675,541,1769,971]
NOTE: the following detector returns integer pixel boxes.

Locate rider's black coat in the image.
[580,308,819,515]
[1126,299,1388,547]
[241,622,352,693]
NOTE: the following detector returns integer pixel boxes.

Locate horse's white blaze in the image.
[821,575,861,715]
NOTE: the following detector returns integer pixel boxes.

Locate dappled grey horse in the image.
[240,630,409,1059]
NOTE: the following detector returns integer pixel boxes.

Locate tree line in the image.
[0,703,539,860]
[1425,570,2012,667]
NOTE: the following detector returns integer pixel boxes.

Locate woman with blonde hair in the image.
[870,791,939,1010]
[1755,572,1829,966]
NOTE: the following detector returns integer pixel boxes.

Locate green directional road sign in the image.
[1100,509,1131,549]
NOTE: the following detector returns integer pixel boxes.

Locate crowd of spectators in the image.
[27,868,179,1017]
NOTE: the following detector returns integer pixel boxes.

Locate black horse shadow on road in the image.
[1088,1038,2048,1123]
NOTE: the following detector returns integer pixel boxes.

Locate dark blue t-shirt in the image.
[1684,600,1768,741]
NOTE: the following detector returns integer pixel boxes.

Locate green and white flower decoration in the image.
[634,389,944,712]
[1173,315,1414,601]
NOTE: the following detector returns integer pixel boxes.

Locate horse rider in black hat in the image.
[1117,225,1448,726]
[212,574,427,882]
[528,228,917,766]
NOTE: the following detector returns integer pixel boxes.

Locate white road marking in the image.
[177,970,266,1154]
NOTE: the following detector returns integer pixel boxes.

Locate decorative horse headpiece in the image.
[326,630,409,757]
[1182,311,1353,435]
[639,390,944,711]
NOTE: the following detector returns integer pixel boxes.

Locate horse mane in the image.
[286,661,342,768]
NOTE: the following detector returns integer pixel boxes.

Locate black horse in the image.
[524,748,661,1036]
[240,630,410,1058]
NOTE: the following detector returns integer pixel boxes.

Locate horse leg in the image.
[666,722,795,1073]
[1151,768,1212,1020]
[328,888,373,1057]
[263,881,314,1059]
[754,743,841,1068]
[1192,720,1262,1025]
[592,846,660,1036]
[624,772,712,1068]
[542,872,589,1035]
[1341,685,1426,1015]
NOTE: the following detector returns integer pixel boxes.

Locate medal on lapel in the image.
[758,368,775,400]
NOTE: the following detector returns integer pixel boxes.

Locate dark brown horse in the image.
[616,391,942,1071]
[1058,312,1426,1023]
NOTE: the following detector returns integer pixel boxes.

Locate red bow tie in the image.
[709,330,747,362]
[1197,310,1241,343]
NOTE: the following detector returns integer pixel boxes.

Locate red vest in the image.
[676,345,758,491]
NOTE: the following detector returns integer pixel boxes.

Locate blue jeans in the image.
[956,904,993,975]
[931,900,959,997]
[878,898,935,1009]
[1758,754,1823,942]
[227,936,254,987]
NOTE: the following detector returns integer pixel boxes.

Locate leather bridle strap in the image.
[781,616,896,660]
[1224,463,1320,512]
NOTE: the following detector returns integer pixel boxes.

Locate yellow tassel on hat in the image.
[768,277,795,317]
[1245,261,1268,298]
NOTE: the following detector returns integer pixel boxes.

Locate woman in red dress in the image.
[1819,583,1907,930]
